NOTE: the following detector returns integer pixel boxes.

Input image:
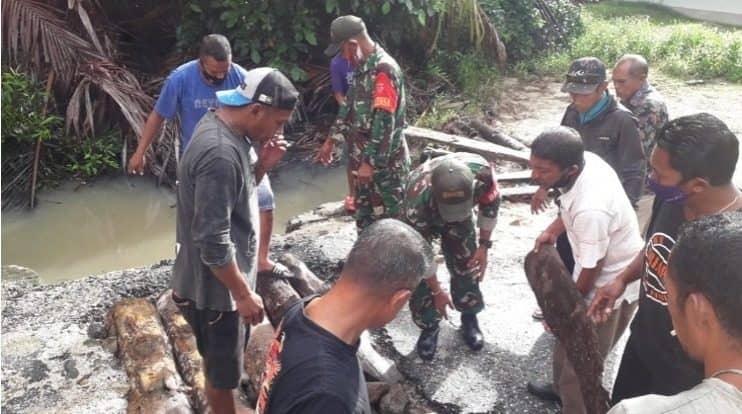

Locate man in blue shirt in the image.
[328,50,356,212]
[127,34,287,279]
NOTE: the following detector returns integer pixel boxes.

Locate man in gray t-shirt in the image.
[171,67,298,414]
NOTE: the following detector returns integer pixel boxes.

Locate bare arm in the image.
[575,260,603,297]
[210,260,264,325]
[127,111,165,174]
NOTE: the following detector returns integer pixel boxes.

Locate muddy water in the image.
[1,163,347,283]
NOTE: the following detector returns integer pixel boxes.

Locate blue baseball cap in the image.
[216,67,299,110]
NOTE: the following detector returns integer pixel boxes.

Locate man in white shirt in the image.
[526,126,643,413]
[608,212,742,414]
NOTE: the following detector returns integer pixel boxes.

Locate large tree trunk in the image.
[523,246,610,414]
[468,119,528,151]
[107,298,193,414]
[156,291,210,414]
[404,126,530,164]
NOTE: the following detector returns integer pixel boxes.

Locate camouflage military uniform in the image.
[623,81,669,159]
[328,45,410,231]
[403,153,501,330]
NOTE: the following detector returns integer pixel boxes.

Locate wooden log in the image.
[277,253,329,298]
[523,246,610,414]
[107,298,193,414]
[404,126,530,164]
[500,185,540,199]
[256,273,302,328]
[156,291,210,414]
[469,119,528,151]
[242,321,275,398]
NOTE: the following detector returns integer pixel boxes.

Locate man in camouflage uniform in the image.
[612,54,669,160]
[317,15,410,231]
[612,54,669,230]
[403,152,501,360]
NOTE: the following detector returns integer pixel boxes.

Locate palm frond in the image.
[2,0,92,82]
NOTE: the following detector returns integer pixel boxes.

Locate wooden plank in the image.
[499,185,539,198]
[404,126,530,164]
[497,170,532,182]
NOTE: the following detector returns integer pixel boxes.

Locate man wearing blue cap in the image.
[171,67,299,414]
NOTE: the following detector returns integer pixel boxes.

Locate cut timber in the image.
[524,246,610,414]
[469,119,527,151]
[500,185,539,199]
[243,322,275,398]
[497,170,532,182]
[107,298,193,414]
[404,126,530,164]
[156,291,209,414]
[278,253,329,298]
[255,272,302,328]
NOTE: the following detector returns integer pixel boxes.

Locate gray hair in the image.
[616,54,649,79]
[343,219,434,295]
[199,34,231,61]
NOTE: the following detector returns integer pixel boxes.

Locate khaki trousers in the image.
[553,299,637,414]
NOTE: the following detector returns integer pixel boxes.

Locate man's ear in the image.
[388,289,412,313]
[685,177,710,195]
[686,292,714,329]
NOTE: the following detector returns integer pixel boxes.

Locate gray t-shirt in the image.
[172,109,259,312]
[608,378,742,414]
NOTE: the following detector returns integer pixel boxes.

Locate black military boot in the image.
[416,327,440,361]
[526,381,561,403]
[461,313,484,351]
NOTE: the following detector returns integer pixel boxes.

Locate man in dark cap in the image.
[316,15,411,232]
[402,152,501,360]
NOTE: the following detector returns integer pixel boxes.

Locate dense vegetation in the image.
[2,0,739,209]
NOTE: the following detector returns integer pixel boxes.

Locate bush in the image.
[481,0,584,62]
[1,68,62,149]
[64,131,121,178]
[177,0,444,80]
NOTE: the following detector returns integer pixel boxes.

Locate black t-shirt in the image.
[629,200,705,394]
[256,297,371,414]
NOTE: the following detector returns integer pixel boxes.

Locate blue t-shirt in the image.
[330,55,354,96]
[154,59,248,150]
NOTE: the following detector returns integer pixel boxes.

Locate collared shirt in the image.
[608,378,742,414]
[557,152,644,303]
[623,81,669,158]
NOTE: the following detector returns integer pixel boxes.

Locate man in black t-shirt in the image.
[256,219,435,414]
[588,113,742,403]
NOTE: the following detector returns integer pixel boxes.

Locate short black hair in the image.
[199,34,231,61]
[656,113,738,185]
[669,211,742,342]
[531,126,585,169]
[343,219,434,296]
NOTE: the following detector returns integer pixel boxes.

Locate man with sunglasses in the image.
[128,34,289,281]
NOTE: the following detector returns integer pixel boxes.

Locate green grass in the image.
[521,1,742,82]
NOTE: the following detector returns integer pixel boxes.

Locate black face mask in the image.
[553,165,578,189]
[201,66,226,85]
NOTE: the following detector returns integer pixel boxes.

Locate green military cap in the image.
[561,57,607,95]
[324,15,366,57]
[431,157,475,223]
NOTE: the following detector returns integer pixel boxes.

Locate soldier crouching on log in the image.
[402,152,501,361]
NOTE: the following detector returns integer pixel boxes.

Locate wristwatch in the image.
[479,239,492,249]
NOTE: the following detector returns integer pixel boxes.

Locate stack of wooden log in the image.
[107,254,412,414]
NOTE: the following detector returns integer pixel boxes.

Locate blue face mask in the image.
[647,176,688,203]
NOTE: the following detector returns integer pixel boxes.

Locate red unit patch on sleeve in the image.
[372,72,398,113]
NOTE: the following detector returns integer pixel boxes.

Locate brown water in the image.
[1,163,347,283]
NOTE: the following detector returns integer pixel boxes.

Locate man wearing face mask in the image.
[317,15,410,231]
[128,34,289,283]
[525,127,644,413]
[588,113,741,404]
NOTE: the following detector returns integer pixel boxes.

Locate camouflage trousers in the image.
[409,218,485,330]
[354,169,405,231]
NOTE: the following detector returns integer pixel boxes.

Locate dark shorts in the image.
[172,292,248,390]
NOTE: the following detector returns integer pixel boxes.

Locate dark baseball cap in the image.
[561,57,607,95]
[216,67,299,110]
[324,15,366,57]
[431,158,475,223]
